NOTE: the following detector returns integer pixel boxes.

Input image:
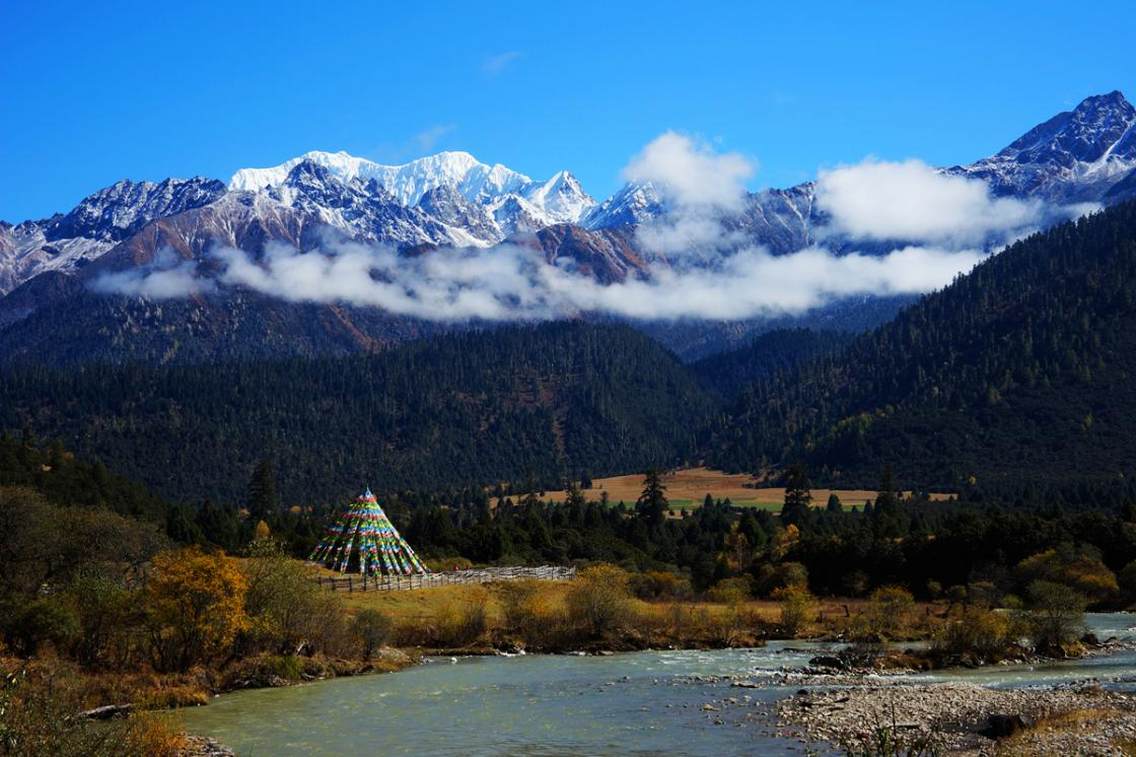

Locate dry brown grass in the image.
[503,466,949,510]
[335,578,938,649]
[994,706,1133,755]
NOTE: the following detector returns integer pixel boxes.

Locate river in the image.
[178,613,1136,756]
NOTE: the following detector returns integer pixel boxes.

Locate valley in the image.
[4,17,1136,751]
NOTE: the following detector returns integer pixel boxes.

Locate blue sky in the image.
[2,0,1133,221]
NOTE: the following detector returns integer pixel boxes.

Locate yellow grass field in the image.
[507,466,950,511]
[335,578,881,627]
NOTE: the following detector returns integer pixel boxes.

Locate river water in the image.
[178,614,1136,756]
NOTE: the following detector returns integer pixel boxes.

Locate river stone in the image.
[983,713,1032,739]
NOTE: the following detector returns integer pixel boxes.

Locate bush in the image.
[67,572,140,669]
[775,586,816,638]
[496,580,541,632]
[0,660,186,756]
[5,598,80,656]
[862,586,915,641]
[411,587,490,648]
[353,609,392,659]
[565,564,633,637]
[1025,580,1087,653]
[628,571,692,601]
[707,576,752,605]
[931,607,1021,663]
[1017,546,1119,603]
[143,547,248,672]
[243,547,349,655]
[754,561,809,597]
[1120,559,1136,605]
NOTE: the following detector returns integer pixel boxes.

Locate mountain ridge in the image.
[3,91,1135,364]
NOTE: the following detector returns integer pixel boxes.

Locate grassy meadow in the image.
[505,466,949,511]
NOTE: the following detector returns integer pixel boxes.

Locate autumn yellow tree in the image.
[144,547,248,672]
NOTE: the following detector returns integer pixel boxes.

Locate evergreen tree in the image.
[564,481,587,509]
[826,493,843,513]
[872,465,905,537]
[247,458,279,520]
[636,469,669,526]
[781,463,812,525]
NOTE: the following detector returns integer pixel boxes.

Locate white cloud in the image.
[90,249,214,299]
[482,51,522,76]
[535,244,982,320]
[622,132,754,211]
[634,215,746,259]
[413,124,456,153]
[815,158,1042,246]
[90,139,1016,323]
[621,132,755,257]
[95,238,982,323]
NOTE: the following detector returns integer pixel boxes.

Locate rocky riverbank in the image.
[777,680,1136,754]
[178,735,236,756]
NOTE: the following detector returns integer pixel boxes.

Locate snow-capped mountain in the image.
[0,151,594,295]
[582,181,666,229]
[0,177,225,293]
[584,91,1136,254]
[952,91,1136,203]
[231,149,595,238]
[3,91,1136,365]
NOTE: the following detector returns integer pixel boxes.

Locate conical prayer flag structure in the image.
[310,489,429,576]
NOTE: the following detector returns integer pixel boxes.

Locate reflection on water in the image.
[178,614,1135,756]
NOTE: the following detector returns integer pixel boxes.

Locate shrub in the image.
[1025,580,1087,653]
[565,564,633,637]
[754,561,809,597]
[862,586,915,640]
[67,572,140,669]
[496,580,542,632]
[1120,560,1136,605]
[628,571,692,601]
[353,609,392,659]
[775,586,816,638]
[931,607,1020,663]
[1017,546,1119,603]
[418,587,490,648]
[242,547,348,655]
[707,576,752,605]
[0,660,186,756]
[143,547,248,672]
[5,598,80,656]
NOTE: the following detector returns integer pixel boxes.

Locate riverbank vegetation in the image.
[3,432,1136,753]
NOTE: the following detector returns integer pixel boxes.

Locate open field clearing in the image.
[333,577,924,631]
[507,467,951,510]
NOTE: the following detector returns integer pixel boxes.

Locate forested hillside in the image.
[691,328,854,399]
[0,322,716,503]
[710,200,1136,490]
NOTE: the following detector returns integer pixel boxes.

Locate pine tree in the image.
[636,469,669,526]
[781,463,812,525]
[564,481,587,508]
[247,458,279,520]
[826,493,842,513]
[872,465,905,537]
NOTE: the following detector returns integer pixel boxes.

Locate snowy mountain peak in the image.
[43,176,226,243]
[997,90,1135,166]
[229,149,594,232]
[951,91,1136,203]
[229,149,534,206]
[582,181,665,229]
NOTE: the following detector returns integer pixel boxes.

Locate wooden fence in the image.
[312,565,576,593]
